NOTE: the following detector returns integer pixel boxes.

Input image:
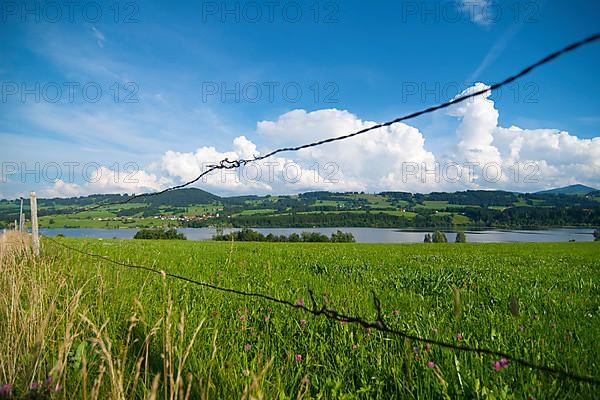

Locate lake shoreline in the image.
[39,227,596,244]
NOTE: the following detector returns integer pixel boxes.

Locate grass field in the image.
[1,236,599,399]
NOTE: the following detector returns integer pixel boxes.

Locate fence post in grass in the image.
[30,192,39,257]
[19,198,24,232]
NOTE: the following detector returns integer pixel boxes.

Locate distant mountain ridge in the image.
[536,184,598,195]
[2,186,599,203]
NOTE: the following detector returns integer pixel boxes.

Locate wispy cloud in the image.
[467,23,521,82]
[91,26,105,48]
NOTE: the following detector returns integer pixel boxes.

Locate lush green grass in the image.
[351,194,394,208]
[39,215,172,229]
[452,214,471,225]
[235,208,278,216]
[14,239,598,399]
[297,210,418,218]
[186,205,222,214]
[313,200,345,207]
[413,201,468,210]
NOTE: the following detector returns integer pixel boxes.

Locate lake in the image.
[39,227,596,243]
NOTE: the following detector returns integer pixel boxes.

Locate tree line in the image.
[134,228,187,240]
[424,231,467,243]
[186,212,455,229]
[213,228,356,243]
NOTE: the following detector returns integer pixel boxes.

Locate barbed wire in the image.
[44,32,599,215]
[13,32,600,387]
[45,236,600,385]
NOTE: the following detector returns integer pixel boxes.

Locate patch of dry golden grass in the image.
[0,231,30,260]
[0,236,208,399]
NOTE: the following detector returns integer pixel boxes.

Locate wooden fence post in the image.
[30,192,39,257]
[19,198,24,232]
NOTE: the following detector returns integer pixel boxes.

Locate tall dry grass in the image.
[0,231,51,388]
[0,234,212,399]
[0,231,30,259]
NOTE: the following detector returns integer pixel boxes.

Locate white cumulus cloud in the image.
[42,167,167,198]
[39,83,599,197]
[445,83,600,191]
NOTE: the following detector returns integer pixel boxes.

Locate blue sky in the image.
[1,0,599,198]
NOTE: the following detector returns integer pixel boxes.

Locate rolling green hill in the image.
[1,188,599,229]
[536,184,598,195]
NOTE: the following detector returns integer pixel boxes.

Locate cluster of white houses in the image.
[93,213,220,223]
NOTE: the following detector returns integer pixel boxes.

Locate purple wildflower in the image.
[425,343,432,352]
[239,315,246,322]
[295,354,303,363]
[427,361,435,369]
[243,343,252,352]
[296,298,305,307]
[30,382,39,391]
[492,361,502,371]
[500,357,509,367]
[0,384,13,396]
[299,319,307,329]
[456,333,463,341]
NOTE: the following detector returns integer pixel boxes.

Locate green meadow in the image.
[1,238,599,399]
